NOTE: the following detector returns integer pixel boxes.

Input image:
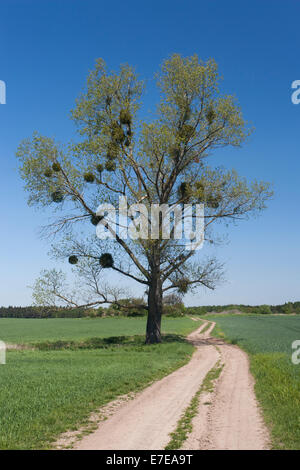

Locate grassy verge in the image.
[165,358,223,450]
[208,314,300,450]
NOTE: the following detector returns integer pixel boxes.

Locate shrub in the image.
[253,304,272,315]
[163,293,183,306]
[163,304,185,317]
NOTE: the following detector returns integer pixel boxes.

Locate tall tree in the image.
[17,55,272,343]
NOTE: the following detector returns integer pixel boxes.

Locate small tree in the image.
[163,293,183,306]
[17,55,272,343]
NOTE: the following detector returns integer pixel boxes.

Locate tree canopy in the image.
[17,54,272,342]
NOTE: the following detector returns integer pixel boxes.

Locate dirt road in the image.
[73,321,269,450]
[183,336,269,450]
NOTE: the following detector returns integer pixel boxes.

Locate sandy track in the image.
[183,331,270,450]
[74,322,218,450]
[73,321,269,450]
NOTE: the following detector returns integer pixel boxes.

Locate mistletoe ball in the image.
[84,172,95,183]
[99,253,114,268]
[51,190,64,203]
[52,162,61,172]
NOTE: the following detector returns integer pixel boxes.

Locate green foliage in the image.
[157,54,249,149]
[177,182,192,201]
[177,124,195,141]
[281,302,294,314]
[0,306,93,319]
[111,121,125,144]
[119,108,132,126]
[184,301,300,316]
[169,144,181,160]
[254,304,272,315]
[104,160,116,172]
[51,190,64,203]
[206,106,215,125]
[109,297,147,317]
[44,168,53,178]
[174,278,189,294]
[71,58,142,146]
[16,55,272,325]
[106,141,119,159]
[163,304,185,317]
[83,172,95,183]
[52,162,61,172]
[206,193,222,209]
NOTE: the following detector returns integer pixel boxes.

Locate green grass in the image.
[208,314,300,450]
[0,316,197,449]
[0,316,197,344]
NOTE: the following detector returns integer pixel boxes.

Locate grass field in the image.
[208,314,300,450]
[0,316,197,344]
[0,316,198,449]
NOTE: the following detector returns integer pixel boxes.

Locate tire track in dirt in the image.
[183,322,270,450]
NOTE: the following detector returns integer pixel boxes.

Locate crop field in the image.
[208,314,300,450]
[0,316,197,345]
[0,316,198,449]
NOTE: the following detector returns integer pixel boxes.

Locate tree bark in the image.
[146,270,162,344]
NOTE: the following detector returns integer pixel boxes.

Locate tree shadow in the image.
[34,333,187,350]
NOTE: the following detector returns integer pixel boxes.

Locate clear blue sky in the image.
[0,0,299,306]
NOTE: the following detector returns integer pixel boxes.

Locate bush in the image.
[106,298,147,317]
[163,304,185,317]
[253,304,272,315]
[282,302,294,314]
[163,293,183,306]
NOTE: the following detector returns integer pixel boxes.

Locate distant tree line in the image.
[186,302,300,315]
[0,301,299,319]
[0,306,95,318]
[0,298,184,319]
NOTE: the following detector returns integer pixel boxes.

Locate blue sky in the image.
[0,0,299,306]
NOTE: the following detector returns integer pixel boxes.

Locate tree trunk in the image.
[146,272,162,344]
